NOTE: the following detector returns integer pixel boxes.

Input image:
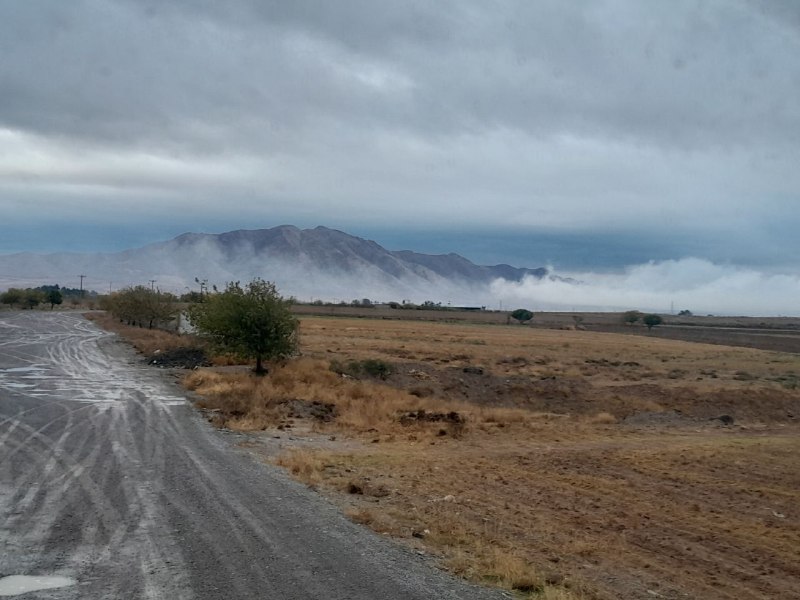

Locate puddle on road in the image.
[0,575,77,596]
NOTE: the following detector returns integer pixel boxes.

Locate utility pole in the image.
[149,279,157,291]
[194,277,208,298]
[79,275,86,298]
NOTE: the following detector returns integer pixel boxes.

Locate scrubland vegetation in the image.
[0,285,76,309]
[96,310,800,599]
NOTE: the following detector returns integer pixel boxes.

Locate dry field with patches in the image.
[292,305,800,354]
[187,317,800,599]
[100,313,800,599]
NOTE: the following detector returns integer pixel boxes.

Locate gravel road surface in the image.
[0,312,506,599]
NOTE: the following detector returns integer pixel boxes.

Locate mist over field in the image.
[490,258,800,316]
[2,231,797,315]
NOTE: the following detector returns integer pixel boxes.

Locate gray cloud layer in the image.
[1,1,799,274]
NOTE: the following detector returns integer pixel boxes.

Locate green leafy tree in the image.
[622,310,642,325]
[1,288,23,307]
[643,314,663,330]
[46,289,63,310]
[187,279,298,374]
[510,308,534,324]
[23,289,45,309]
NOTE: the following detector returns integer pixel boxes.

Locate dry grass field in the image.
[292,305,800,354]
[95,313,800,599]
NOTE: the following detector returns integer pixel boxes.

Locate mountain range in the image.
[0,225,547,304]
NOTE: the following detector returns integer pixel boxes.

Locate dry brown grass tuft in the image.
[184,357,493,437]
[588,411,617,424]
[274,449,329,485]
[345,507,376,526]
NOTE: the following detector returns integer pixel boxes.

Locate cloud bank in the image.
[0,0,798,273]
[491,258,800,316]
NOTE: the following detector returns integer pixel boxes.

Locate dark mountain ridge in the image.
[168,225,546,284]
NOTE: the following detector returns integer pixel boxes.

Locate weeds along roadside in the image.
[86,312,194,355]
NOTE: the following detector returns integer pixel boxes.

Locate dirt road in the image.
[0,312,505,599]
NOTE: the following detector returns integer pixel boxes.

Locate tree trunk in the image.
[254,355,267,375]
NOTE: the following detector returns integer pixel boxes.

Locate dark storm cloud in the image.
[2,0,798,150]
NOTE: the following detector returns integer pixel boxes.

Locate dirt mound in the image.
[148,347,210,369]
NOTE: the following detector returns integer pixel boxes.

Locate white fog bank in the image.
[490,258,800,317]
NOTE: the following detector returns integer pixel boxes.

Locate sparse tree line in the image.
[309,298,493,311]
[0,284,102,311]
[101,286,178,329]
[0,285,74,310]
[622,310,663,329]
[309,298,446,309]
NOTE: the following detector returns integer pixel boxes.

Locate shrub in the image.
[330,358,392,380]
[622,310,643,325]
[0,288,23,307]
[643,314,663,330]
[510,308,534,324]
[103,286,177,329]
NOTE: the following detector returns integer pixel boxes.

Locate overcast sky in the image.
[1,1,799,280]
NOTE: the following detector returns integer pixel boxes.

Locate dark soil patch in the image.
[388,362,595,412]
[282,399,337,422]
[622,410,698,428]
[385,363,800,423]
[148,347,210,369]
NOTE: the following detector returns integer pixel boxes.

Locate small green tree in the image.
[643,314,663,330]
[510,308,534,324]
[23,289,44,309]
[1,288,23,307]
[622,310,642,325]
[46,289,63,310]
[187,278,298,374]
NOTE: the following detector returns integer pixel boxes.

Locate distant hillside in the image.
[0,225,548,304]
[169,226,546,284]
